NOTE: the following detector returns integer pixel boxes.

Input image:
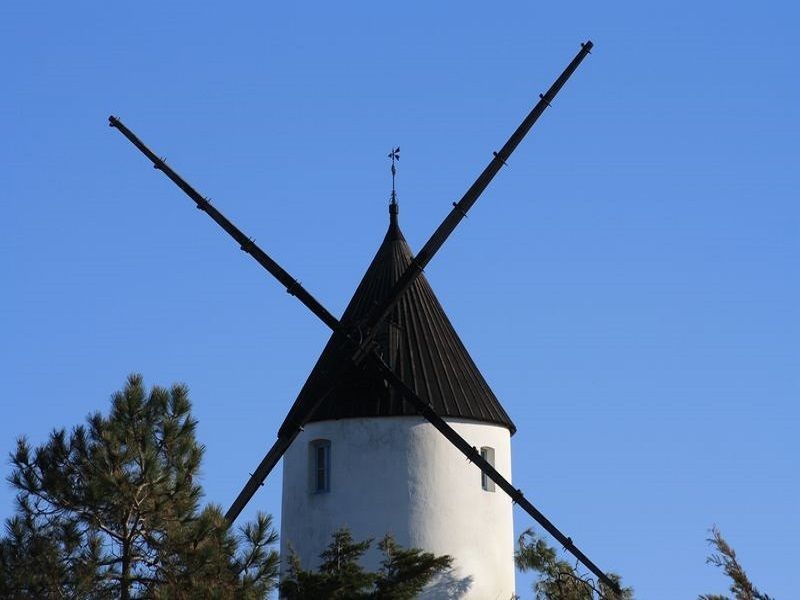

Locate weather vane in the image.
[388,146,400,206]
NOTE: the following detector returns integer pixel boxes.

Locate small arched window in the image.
[480,446,496,492]
[309,439,331,493]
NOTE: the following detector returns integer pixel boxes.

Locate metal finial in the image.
[388,147,400,207]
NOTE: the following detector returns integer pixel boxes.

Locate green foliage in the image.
[280,528,453,599]
[0,374,279,600]
[282,529,374,599]
[514,528,632,600]
[373,535,454,600]
[514,525,775,600]
[698,526,773,600]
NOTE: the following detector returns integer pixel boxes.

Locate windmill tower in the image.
[280,193,516,597]
[110,40,621,597]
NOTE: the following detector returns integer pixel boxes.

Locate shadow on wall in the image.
[422,569,473,599]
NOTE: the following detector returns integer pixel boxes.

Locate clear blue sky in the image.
[2,2,797,598]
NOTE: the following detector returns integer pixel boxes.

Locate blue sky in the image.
[2,2,798,598]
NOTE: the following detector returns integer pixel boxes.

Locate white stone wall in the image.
[280,416,515,599]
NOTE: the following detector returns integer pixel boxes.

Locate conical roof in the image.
[282,204,515,434]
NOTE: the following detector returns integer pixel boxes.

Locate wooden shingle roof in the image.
[285,204,515,434]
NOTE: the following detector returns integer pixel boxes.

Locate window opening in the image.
[310,440,331,493]
[480,446,496,492]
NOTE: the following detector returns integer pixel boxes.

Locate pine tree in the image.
[282,529,373,599]
[698,526,774,600]
[373,534,454,600]
[280,528,453,599]
[515,525,775,600]
[0,374,279,599]
[514,527,632,600]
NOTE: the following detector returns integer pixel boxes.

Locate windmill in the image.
[109,40,620,596]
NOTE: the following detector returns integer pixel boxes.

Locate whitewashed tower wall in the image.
[281,416,514,599]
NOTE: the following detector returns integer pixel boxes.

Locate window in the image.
[309,439,331,493]
[480,446,495,492]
